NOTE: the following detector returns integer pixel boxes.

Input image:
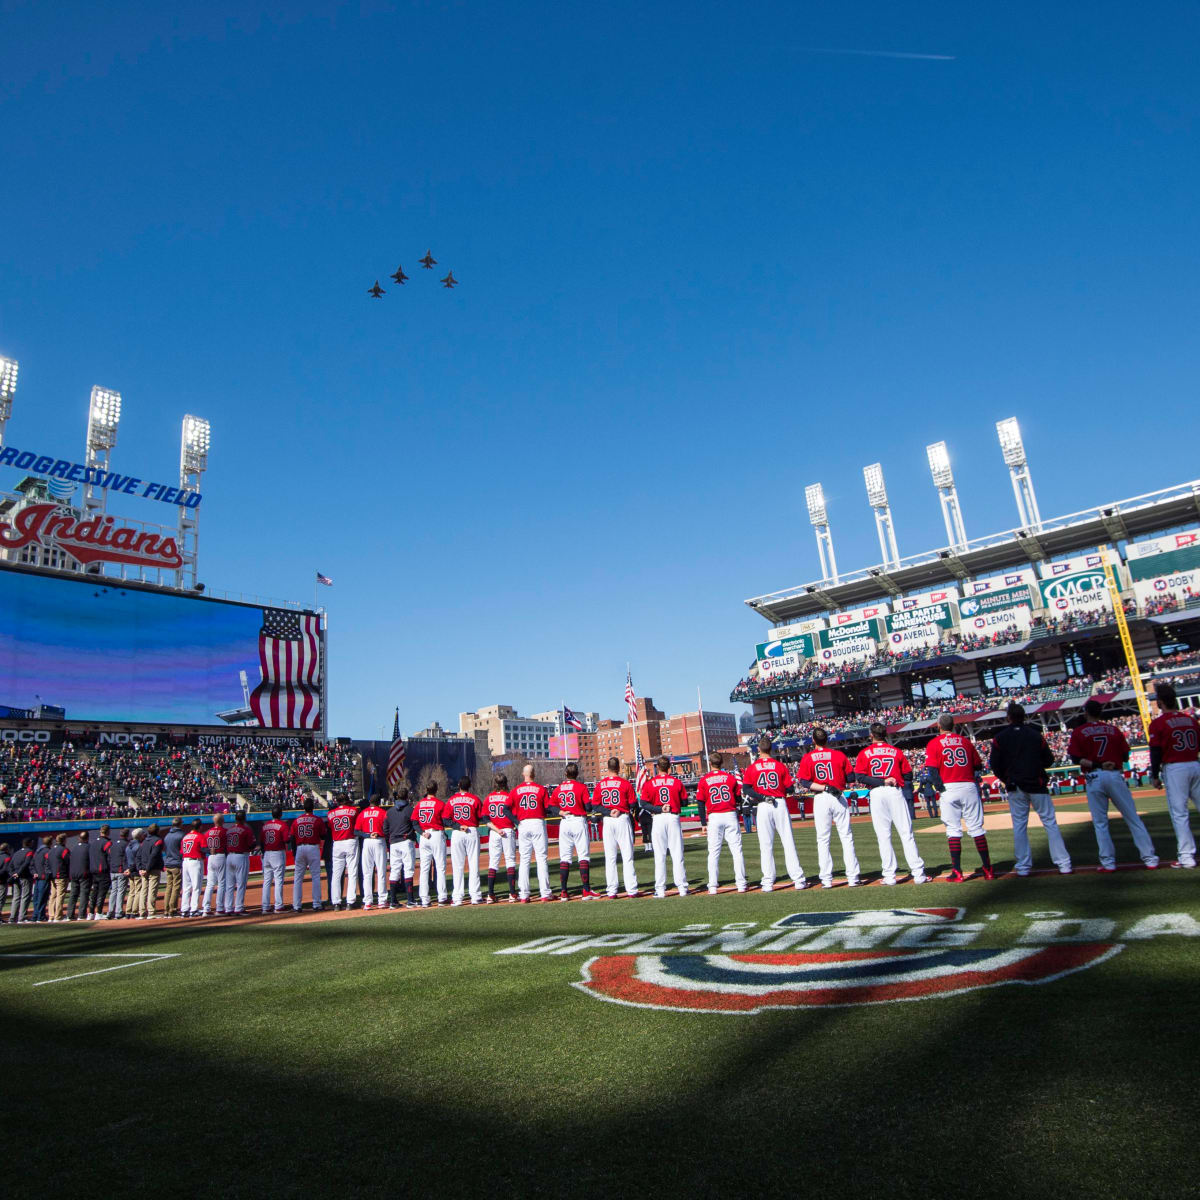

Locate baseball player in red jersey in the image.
[290,798,326,911]
[414,782,448,906]
[200,814,228,916]
[484,775,518,903]
[743,736,807,891]
[853,725,927,885]
[258,805,291,914]
[443,777,484,905]
[925,715,993,881]
[180,819,206,917]
[510,765,553,902]
[327,793,360,909]
[355,797,389,908]
[641,757,690,898]
[550,763,598,900]
[1149,681,1200,868]
[794,729,861,888]
[1068,698,1158,871]
[595,758,638,898]
[223,811,257,915]
[696,752,746,892]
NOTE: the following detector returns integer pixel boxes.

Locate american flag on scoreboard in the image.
[625,670,649,793]
[563,704,583,732]
[386,708,406,791]
[248,608,321,729]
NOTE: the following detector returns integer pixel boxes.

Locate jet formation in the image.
[369,250,456,297]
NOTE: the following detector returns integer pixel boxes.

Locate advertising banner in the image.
[885,602,957,633]
[885,623,941,654]
[831,603,891,626]
[966,569,1038,596]
[1038,569,1113,617]
[894,587,959,612]
[823,618,883,644]
[1125,533,1200,582]
[756,634,816,663]
[1132,571,1200,609]
[961,605,1032,637]
[816,627,877,667]
[958,586,1034,618]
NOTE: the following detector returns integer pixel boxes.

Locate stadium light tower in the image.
[996,417,1042,531]
[0,356,18,449]
[806,482,839,583]
[863,462,900,570]
[83,386,122,519]
[176,414,210,590]
[926,440,967,550]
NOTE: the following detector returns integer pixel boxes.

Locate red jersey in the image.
[181,831,205,860]
[259,819,291,851]
[743,756,794,798]
[853,743,911,786]
[551,780,591,817]
[641,773,687,814]
[355,804,388,837]
[327,804,359,841]
[413,796,445,832]
[203,825,228,855]
[924,733,982,784]
[1067,721,1131,768]
[290,813,327,845]
[696,769,740,814]
[595,775,636,815]
[509,782,549,820]
[1149,710,1200,764]
[485,791,514,829]
[226,823,256,854]
[795,748,852,792]
[443,792,483,830]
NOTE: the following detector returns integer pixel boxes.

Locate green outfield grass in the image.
[4,795,1198,1198]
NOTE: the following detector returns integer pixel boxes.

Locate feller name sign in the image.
[0,503,183,570]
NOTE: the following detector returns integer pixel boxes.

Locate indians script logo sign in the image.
[0,503,183,570]
[488,907,1200,1013]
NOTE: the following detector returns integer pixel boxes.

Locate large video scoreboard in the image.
[0,564,324,731]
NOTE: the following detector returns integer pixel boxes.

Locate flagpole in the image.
[561,699,568,768]
[697,685,710,771]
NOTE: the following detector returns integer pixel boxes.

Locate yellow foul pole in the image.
[1101,546,1151,740]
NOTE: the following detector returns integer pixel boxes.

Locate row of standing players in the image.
[6,687,1197,922]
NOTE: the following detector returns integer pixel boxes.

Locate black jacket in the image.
[137,836,165,873]
[990,724,1054,794]
[384,801,417,844]
[49,845,69,879]
[32,845,51,880]
[109,837,130,873]
[89,837,111,875]
[67,839,92,880]
[9,848,32,879]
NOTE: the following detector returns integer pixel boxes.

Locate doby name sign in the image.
[496,907,1200,1014]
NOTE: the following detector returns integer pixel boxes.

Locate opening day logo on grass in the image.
[496,908,1200,1015]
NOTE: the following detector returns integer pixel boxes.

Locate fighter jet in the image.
[368,281,385,298]
[419,250,437,269]
[441,271,458,289]
[391,265,410,285]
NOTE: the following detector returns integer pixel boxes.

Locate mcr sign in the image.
[0,503,183,570]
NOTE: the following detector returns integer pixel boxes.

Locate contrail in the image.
[800,47,956,61]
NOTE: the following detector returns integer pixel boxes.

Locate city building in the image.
[529,708,600,736]
[459,704,555,759]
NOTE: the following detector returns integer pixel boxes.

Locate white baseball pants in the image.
[181,859,203,914]
[331,840,358,905]
[869,786,926,884]
[360,838,387,906]
[517,819,551,900]
[557,815,591,864]
[941,781,985,839]
[487,828,516,870]
[651,812,688,896]
[1007,790,1072,874]
[292,844,323,909]
[705,811,746,890]
[1085,770,1158,868]
[389,840,416,882]
[419,831,447,904]
[813,793,860,886]
[602,814,638,896]
[756,798,806,889]
[1163,760,1200,867]
[201,853,226,915]
[261,850,286,912]
[450,829,482,904]
[223,852,249,913]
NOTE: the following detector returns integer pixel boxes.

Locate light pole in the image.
[0,356,17,449]
[806,482,838,583]
[863,462,900,569]
[926,440,967,549]
[996,417,1042,531]
[83,386,122,520]
[176,414,210,590]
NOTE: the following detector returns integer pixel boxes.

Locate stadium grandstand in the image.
[734,470,1200,768]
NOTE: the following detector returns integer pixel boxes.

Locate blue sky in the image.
[2,1,1198,738]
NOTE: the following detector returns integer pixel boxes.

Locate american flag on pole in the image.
[248,609,322,729]
[563,705,583,732]
[386,708,407,791]
[316,571,333,586]
[625,670,649,793]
